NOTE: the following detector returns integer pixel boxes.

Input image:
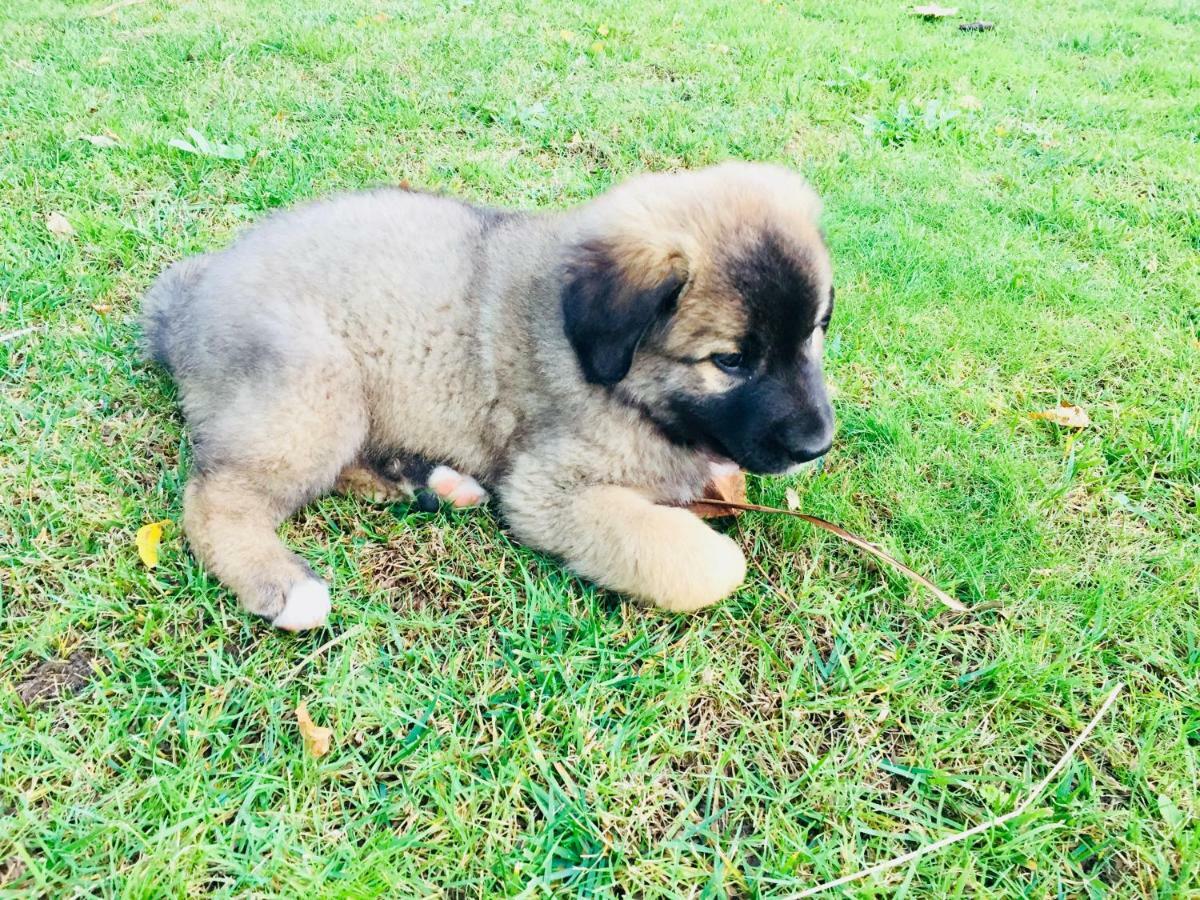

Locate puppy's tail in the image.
[139,254,211,373]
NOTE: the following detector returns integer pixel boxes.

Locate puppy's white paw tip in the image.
[427,465,488,508]
[273,579,331,632]
[450,482,488,508]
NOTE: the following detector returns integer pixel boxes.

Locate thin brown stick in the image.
[783,683,1124,897]
[88,0,147,17]
[699,498,968,612]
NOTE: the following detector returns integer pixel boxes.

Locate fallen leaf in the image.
[559,29,576,42]
[296,701,333,757]
[168,127,246,161]
[1031,403,1090,429]
[912,4,958,17]
[91,303,113,314]
[46,212,75,238]
[135,520,170,568]
[957,94,982,110]
[785,487,801,511]
[597,24,610,36]
[589,40,605,54]
[1159,793,1185,830]
[80,133,119,148]
[688,469,747,519]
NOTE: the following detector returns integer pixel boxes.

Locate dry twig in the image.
[697,498,968,612]
[784,683,1125,897]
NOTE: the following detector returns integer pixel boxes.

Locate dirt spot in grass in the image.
[16,650,97,706]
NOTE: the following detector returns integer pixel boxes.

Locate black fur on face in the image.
[667,231,833,473]
[561,229,834,475]
[645,232,834,474]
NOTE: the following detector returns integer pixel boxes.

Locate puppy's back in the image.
[140,188,487,375]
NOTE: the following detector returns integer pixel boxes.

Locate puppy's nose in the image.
[775,417,833,463]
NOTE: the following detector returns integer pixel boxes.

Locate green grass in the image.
[2,0,1198,894]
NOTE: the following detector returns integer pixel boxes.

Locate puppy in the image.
[141,163,834,630]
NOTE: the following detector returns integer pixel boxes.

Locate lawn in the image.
[2,0,1198,894]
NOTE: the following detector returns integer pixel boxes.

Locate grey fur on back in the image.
[141,253,212,373]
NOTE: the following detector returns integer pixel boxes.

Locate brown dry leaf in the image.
[135,520,170,568]
[46,212,75,238]
[688,469,747,518]
[296,701,332,757]
[1031,403,1090,429]
[912,4,958,17]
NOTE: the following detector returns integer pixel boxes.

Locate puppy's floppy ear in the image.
[562,240,684,385]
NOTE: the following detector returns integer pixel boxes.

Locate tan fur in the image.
[141,162,831,628]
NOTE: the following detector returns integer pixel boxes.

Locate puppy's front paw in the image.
[655,531,747,613]
[427,465,489,509]
[272,578,331,631]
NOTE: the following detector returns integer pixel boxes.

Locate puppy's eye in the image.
[711,352,746,374]
[821,286,835,329]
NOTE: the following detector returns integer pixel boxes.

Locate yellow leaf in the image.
[559,29,575,42]
[597,24,610,36]
[589,40,605,54]
[135,520,170,568]
[46,211,75,238]
[296,701,333,758]
[1031,403,1090,429]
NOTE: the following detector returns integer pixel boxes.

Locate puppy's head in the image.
[562,162,835,475]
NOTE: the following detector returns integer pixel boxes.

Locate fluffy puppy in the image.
[141,162,834,630]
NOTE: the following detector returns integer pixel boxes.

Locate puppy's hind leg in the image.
[184,471,336,630]
[181,361,368,630]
